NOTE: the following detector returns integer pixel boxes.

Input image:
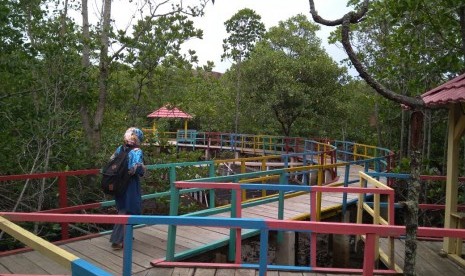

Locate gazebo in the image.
[421,73,465,266]
[147,105,193,138]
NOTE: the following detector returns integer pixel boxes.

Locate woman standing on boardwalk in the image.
[110,127,145,249]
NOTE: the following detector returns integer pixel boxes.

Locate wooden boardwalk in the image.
[133,267,358,276]
[377,238,465,276]
[2,191,465,275]
[0,192,352,275]
[1,165,464,275]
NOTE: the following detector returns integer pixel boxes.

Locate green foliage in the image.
[323,80,379,143]
[337,0,464,89]
[2,1,463,250]
[393,157,412,174]
[328,0,465,163]
[143,149,206,194]
[222,8,266,63]
[237,14,345,136]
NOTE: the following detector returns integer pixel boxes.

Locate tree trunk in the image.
[458,5,465,72]
[427,110,432,164]
[78,0,112,155]
[234,61,242,133]
[407,113,412,157]
[92,0,112,151]
[79,0,94,150]
[443,121,449,174]
[404,149,421,275]
[375,101,382,147]
[403,110,424,275]
[400,108,405,160]
[422,110,428,165]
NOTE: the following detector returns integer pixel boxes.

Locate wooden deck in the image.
[378,238,465,276]
[1,165,464,275]
[2,191,465,275]
[0,192,352,275]
[133,267,358,275]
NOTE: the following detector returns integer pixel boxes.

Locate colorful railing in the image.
[0,216,111,275]
[0,169,100,240]
[0,134,394,245]
[0,133,399,275]
[356,172,397,271]
[2,173,465,275]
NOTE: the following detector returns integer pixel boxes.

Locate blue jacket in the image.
[113,145,144,215]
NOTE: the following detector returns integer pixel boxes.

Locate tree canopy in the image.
[239,14,345,136]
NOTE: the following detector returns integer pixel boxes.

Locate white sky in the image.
[102,1,353,74]
[178,0,352,73]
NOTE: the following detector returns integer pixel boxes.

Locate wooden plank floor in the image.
[1,165,463,275]
[132,267,359,276]
[379,238,465,276]
[0,187,360,275]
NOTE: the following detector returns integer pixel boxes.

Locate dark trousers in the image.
[110,210,125,244]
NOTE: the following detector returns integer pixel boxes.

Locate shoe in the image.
[111,243,123,250]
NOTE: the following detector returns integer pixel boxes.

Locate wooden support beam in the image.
[454,112,465,142]
[444,105,461,254]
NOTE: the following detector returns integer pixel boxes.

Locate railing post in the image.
[374,192,380,263]
[228,186,237,262]
[122,224,133,276]
[278,173,287,219]
[241,160,246,200]
[363,233,376,276]
[302,153,308,185]
[258,229,269,276]
[283,154,289,168]
[208,162,216,208]
[58,175,69,240]
[342,163,350,215]
[277,172,287,243]
[353,144,357,161]
[363,160,370,202]
[355,174,364,249]
[331,150,337,176]
[388,189,396,269]
[316,168,323,221]
[234,187,242,264]
[261,159,267,197]
[310,187,318,267]
[166,166,178,261]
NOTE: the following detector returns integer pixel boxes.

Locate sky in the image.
[103,0,353,74]
[178,0,353,73]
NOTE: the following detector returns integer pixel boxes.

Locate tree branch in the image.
[0,89,45,102]
[308,0,425,108]
[110,0,212,61]
[309,0,369,26]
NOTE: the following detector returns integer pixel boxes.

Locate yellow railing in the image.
[0,216,78,270]
[356,171,399,272]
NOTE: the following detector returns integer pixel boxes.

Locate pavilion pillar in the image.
[152,121,157,134]
[184,120,188,139]
[443,104,465,254]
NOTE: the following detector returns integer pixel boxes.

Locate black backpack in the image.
[101,146,131,196]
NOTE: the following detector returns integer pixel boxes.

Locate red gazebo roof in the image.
[422,73,465,107]
[147,105,193,119]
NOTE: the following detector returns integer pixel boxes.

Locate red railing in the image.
[0,169,100,240]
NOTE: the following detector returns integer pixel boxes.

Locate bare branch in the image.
[340,15,424,107]
[308,0,369,26]
[0,89,45,102]
[308,0,425,108]
[110,0,212,61]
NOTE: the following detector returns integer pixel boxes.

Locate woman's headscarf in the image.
[124,127,144,146]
